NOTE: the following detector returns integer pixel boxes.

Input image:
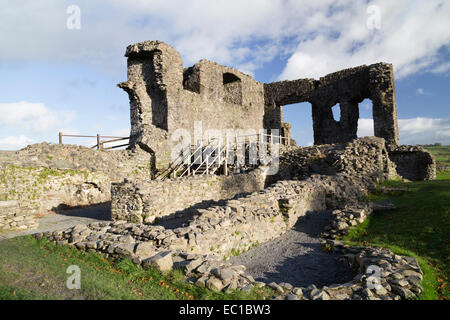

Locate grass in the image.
[342,172,450,300]
[0,236,274,300]
[423,145,450,170]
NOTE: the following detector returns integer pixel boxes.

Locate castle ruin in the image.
[118,40,400,171]
[0,40,437,300]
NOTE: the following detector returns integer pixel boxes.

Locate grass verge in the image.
[342,173,450,300]
[0,235,274,300]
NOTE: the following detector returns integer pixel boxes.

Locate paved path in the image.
[0,204,110,242]
[229,211,357,288]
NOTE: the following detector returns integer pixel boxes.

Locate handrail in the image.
[178,144,204,178]
[177,132,285,178]
[201,145,226,176]
[155,144,192,180]
[192,143,221,176]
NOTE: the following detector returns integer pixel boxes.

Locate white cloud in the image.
[2,1,448,79]
[358,117,450,145]
[398,117,450,144]
[358,118,375,137]
[0,135,34,150]
[416,88,425,95]
[431,61,450,74]
[0,101,74,134]
[279,0,450,80]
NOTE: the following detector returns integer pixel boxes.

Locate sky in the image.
[0,0,449,150]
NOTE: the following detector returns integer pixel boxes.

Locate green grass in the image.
[423,145,450,169]
[342,175,450,300]
[0,236,274,300]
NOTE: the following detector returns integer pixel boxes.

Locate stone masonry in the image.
[37,137,424,299]
[0,143,151,231]
[117,40,400,172]
[111,168,267,224]
[0,40,436,300]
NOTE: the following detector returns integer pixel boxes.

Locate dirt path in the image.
[0,204,110,242]
[228,211,357,288]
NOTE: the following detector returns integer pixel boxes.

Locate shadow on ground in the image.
[52,202,111,221]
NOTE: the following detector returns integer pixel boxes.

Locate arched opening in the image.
[357,98,375,137]
[223,73,242,105]
[281,102,314,147]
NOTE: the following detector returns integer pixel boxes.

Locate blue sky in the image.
[0,0,449,150]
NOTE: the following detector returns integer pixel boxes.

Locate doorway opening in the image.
[357,98,374,138]
[281,102,314,147]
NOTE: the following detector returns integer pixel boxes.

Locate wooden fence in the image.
[58,132,130,150]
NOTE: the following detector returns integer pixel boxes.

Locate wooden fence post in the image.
[58,132,63,144]
[97,134,101,150]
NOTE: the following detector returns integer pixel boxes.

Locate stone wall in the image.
[388,145,436,181]
[36,137,424,299]
[118,41,265,170]
[111,168,267,223]
[117,40,401,173]
[0,142,152,231]
[264,63,399,148]
[271,136,397,184]
[0,165,110,214]
[108,137,396,257]
[0,200,37,231]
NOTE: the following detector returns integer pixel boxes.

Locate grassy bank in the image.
[0,236,273,300]
[342,171,450,300]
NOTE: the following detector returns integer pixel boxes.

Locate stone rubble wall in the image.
[0,165,110,213]
[35,137,424,299]
[264,63,399,147]
[270,136,398,185]
[0,142,152,231]
[0,200,38,231]
[111,168,267,224]
[388,145,436,181]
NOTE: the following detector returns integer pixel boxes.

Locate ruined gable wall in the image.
[119,41,265,170]
[263,62,399,147]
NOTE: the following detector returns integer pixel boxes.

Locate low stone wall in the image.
[0,200,38,231]
[33,137,425,299]
[0,165,111,231]
[388,145,436,181]
[0,142,152,231]
[36,171,424,299]
[111,168,267,223]
[272,136,398,184]
[38,168,379,263]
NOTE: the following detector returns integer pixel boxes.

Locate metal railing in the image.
[175,131,286,178]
